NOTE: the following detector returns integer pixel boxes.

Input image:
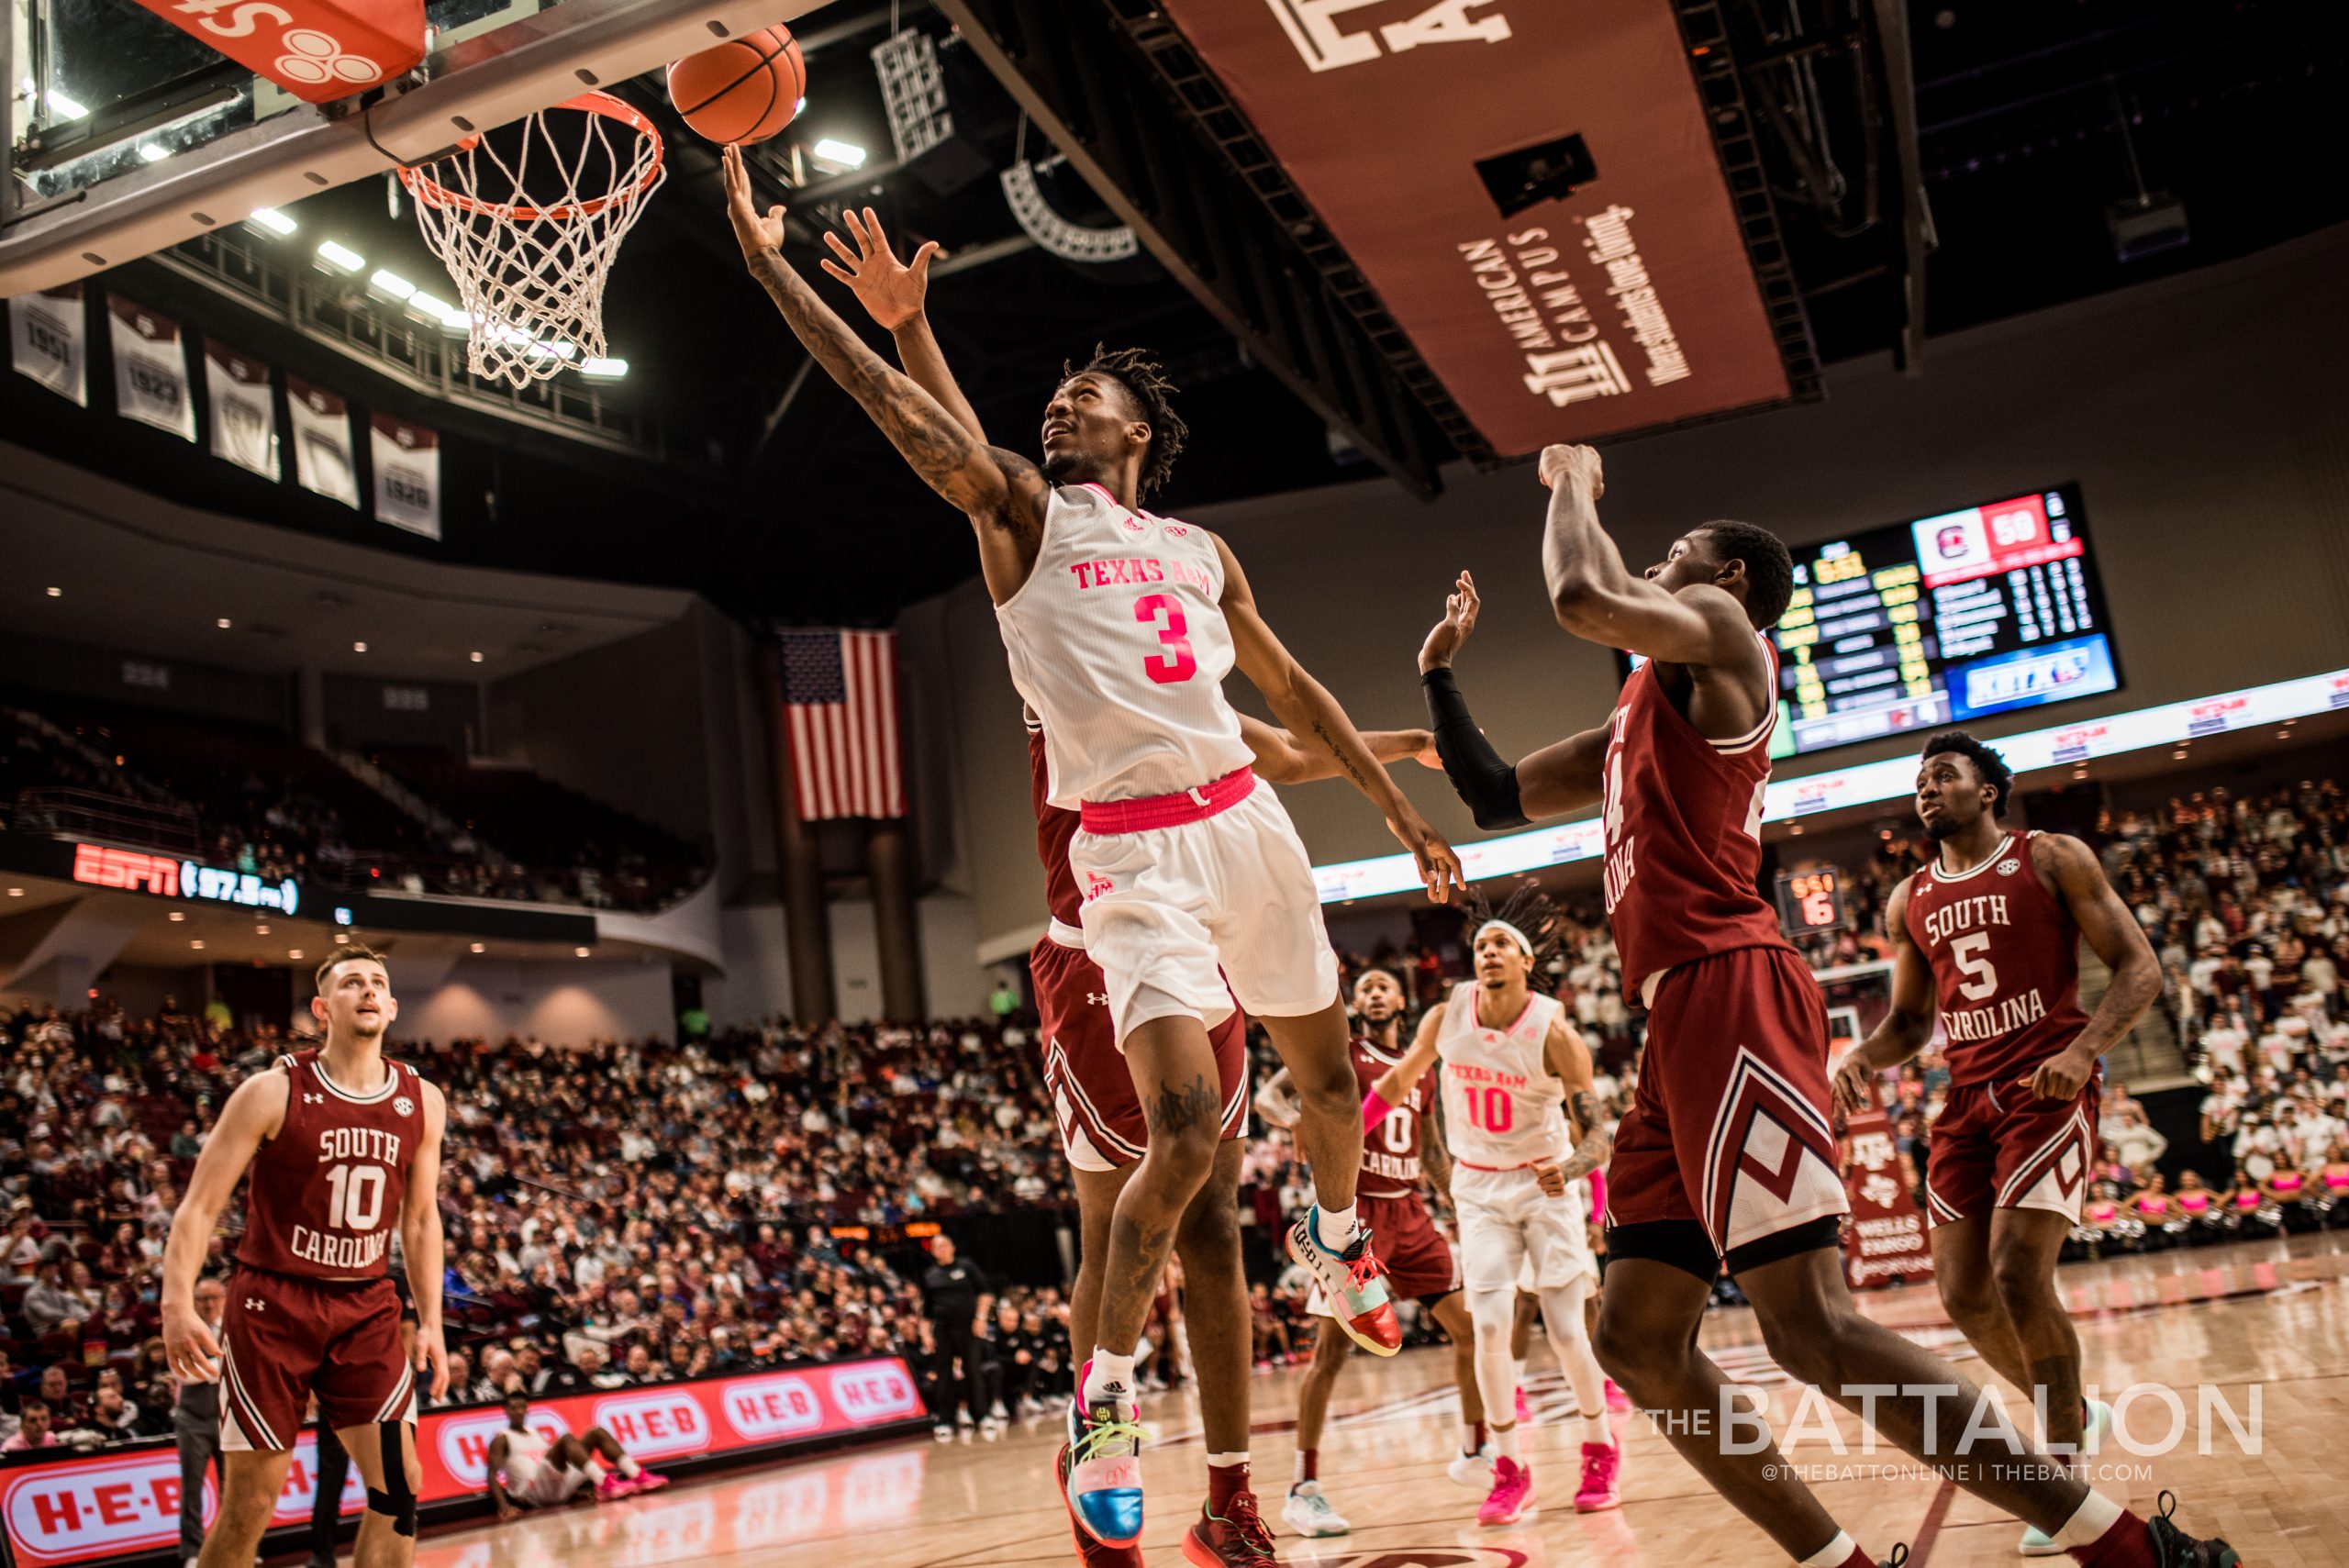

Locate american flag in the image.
[780,629,907,819]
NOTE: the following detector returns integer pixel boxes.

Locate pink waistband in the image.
[1080,767,1255,833]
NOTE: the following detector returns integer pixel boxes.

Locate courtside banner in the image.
[1152,0,1797,454]
[0,1357,924,1568]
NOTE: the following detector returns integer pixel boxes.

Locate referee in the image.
[918,1235,993,1436]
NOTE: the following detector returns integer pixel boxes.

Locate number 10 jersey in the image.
[236,1049,421,1279]
[1437,981,1570,1169]
[996,482,1253,807]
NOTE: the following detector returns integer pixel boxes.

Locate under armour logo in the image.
[304,1093,324,1104]
[1086,993,1109,1007]
[245,1298,265,1312]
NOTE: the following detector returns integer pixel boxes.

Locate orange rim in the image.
[397,90,664,222]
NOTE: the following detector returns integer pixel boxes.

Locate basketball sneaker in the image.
[2145,1491,2242,1567]
[1447,1442,1495,1488]
[1063,1362,1146,1546]
[2019,1398,2113,1557]
[1573,1441,1620,1512]
[1181,1492,1276,1568]
[1513,1387,1531,1425]
[1604,1379,1631,1413]
[1054,1443,1146,1568]
[1478,1455,1533,1526]
[1286,1216,1400,1355]
[1281,1481,1351,1538]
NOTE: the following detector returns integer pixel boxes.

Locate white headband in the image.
[1474,919,1535,958]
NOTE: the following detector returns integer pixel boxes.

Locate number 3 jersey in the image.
[1901,831,2088,1087]
[1437,982,1570,1169]
[237,1050,422,1278]
[996,482,1253,807]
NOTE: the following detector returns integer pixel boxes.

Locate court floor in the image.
[412,1235,2347,1568]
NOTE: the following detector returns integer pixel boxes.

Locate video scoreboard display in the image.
[1768,484,2120,758]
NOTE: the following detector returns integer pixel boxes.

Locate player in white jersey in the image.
[722,175,1464,1558]
[1373,892,1618,1527]
[483,1392,665,1518]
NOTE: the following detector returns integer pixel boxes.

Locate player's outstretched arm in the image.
[1216,536,1464,902]
[721,148,1045,600]
[1418,572,1605,824]
[1832,879,1936,1116]
[1539,1017,1609,1189]
[821,206,990,446]
[1253,1065,1304,1130]
[1372,1003,1446,1108]
[2030,833,2162,1102]
[160,1069,288,1381]
[1239,713,1436,785]
[1537,445,1765,674]
[403,1081,451,1400]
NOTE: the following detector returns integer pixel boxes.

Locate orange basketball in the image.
[666,26,805,146]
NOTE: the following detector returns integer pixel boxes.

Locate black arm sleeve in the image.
[1422,667,1530,831]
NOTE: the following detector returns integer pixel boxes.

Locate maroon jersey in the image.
[1353,1035,1428,1199]
[1600,640,1792,1000]
[237,1051,424,1279]
[1902,830,2090,1086]
[1027,715,1084,926]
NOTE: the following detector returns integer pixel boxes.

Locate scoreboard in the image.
[1769,484,2120,758]
[1776,867,1848,937]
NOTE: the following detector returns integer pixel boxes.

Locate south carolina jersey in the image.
[236,1050,421,1279]
[996,483,1252,807]
[1353,1036,1427,1199]
[1437,982,1569,1168]
[1902,831,2090,1086]
[1026,711,1084,926]
[1601,639,1793,1002]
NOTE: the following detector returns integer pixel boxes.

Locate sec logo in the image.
[1997,859,2020,874]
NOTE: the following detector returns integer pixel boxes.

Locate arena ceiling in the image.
[13,0,2347,631]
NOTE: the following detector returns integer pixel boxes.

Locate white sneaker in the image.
[1448,1443,1495,1488]
[1282,1481,1352,1537]
[980,1417,1006,1441]
[2018,1400,2114,1557]
[933,1423,953,1443]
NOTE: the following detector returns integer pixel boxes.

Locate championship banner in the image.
[1152,0,1799,453]
[205,339,281,480]
[9,283,86,405]
[286,374,360,508]
[369,412,441,538]
[106,295,195,440]
[0,1356,925,1568]
[1841,1105,1934,1291]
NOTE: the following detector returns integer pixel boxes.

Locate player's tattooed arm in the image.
[2031,832,2161,1102]
[1543,1018,1610,1183]
[1239,714,1437,785]
[722,148,1045,598]
[1833,878,1937,1117]
[817,206,994,447]
[1373,1003,1447,1107]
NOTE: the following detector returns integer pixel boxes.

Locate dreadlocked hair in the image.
[1464,884,1564,972]
[1065,343,1188,500]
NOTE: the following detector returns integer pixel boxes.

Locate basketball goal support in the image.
[0,0,828,298]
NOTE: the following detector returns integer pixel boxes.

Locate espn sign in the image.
[72,842,178,895]
[592,1389,712,1461]
[123,0,426,105]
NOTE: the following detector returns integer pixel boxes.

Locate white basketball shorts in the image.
[1455,1164,1598,1296]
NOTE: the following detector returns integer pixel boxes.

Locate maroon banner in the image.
[1153,0,1796,455]
[0,1357,922,1568]
[1841,1106,1935,1291]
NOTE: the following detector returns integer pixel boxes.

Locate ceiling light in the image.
[470,942,485,954]
[46,91,90,120]
[352,640,368,653]
[811,138,867,172]
[316,239,365,273]
[574,946,591,958]
[468,651,484,663]
[6,888,20,897]
[168,911,185,922]
[255,924,271,935]
[288,950,304,961]
[406,290,456,320]
[190,940,206,951]
[248,207,297,237]
[45,586,61,597]
[137,143,168,162]
[216,617,232,629]
[367,268,417,301]
[579,357,628,382]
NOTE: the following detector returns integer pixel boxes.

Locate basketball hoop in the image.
[397,92,664,388]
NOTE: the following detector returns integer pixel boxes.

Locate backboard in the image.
[2,0,832,295]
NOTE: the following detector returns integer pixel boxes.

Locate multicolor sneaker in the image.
[1054,1444,1147,1568]
[1604,1379,1631,1413]
[1479,1455,1533,1526]
[1447,1442,1495,1488]
[1286,1216,1400,1355]
[2020,1401,2113,1557]
[1281,1480,1351,1538]
[1181,1492,1277,1568]
[1573,1441,1620,1512]
[1063,1364,1146,1546]
[2144,1491,2242,1567]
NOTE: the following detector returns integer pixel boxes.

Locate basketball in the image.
[666,25,804,146]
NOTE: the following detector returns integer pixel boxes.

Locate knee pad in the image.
[368,1423,417,1537]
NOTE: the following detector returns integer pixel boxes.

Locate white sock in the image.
[1514,1357,1530,1387]
[1086,1350,1137,1406]
[1458,1421,1482,1454]
[1579,1412,1611,1447]
[615,1455,640,1479]
[1798,1530,1856,1568]
[1314,1203,1360,1251]
[1207,1451,1250,1470]
[2052,1488,2125,1550]
[1493,1425,1520,1462]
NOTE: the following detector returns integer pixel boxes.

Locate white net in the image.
[398,93,665,389]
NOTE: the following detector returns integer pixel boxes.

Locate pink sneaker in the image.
[1478,1456,1533,1526]
[629,1471,669,1495]
[1512,1388,1531,1425]
[596,1473,634,1501]
[1604,1379,1631,1413]
[1574,1442,1620,1512]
